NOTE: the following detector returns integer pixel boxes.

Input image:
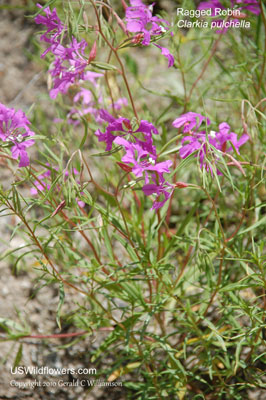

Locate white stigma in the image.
[123,180,136,189]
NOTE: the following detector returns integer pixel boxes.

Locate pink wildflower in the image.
[35,4,65,57]
[173,112,249,174]
[153,44,174,68]
[125,0,170,45]
[0,104,35,167]
[172,112,210,133]
[95,109,158,154]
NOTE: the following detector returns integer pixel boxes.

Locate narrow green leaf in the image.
[237,215,266,236]
[13,344,23,369]
[56,282,65,330]
[90,61,117,71]
[91,146,122,157]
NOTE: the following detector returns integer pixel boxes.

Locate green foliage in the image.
[0,0,265,399]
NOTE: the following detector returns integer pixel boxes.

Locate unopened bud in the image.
[83,11,89,30]
[116,162,132,173]
[51,200,66,217]
[175,181,188,188]
[122,119,132,131]
[88,41,97,63]
[132,33,144,44]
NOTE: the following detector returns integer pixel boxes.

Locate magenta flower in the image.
[10,141,34,168]
[233,0,260,15]
[30,168,51,195]
[31,164,58,196]
[173,113,249,175]
[67,87,102,126]
[73,87,94,105]
[172,112,210,133]
[153,44,174,68]
[114,136,173,209]
[49,38,90,99]
[83,71,103,86]
[0,103,35,167]
[96,112,173,210]
[114,136,172,184]
[35,4,65,57]
[142,180,173,210]
[179,132,207,160]
[178,131,219,174]
[125,0,170,45]
[125,0,174,66]
[95,109,158,154]
[35,4,99,99]
[95,111,174,209]
[212,122,249,154]
[112,97,128,110]
[48,39,103,99]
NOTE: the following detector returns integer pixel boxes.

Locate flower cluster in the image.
[35,5,98,99]
[34,3,250,211]
[35,3,66,57]
[125,0,170,45]
[173,112,249,174]
[0,103,35,167]
[35,5,127,123]
[125,0,174,67]
[48,38,91,99]
[95,109,158,153]
[95,110,174,210]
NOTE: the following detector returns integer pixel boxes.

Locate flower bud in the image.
[175,182,188,188]
[88,41,97,63]
[116,162,132,173]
